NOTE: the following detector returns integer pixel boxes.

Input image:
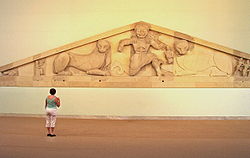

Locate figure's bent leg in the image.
[129,54,146,76]
[129,68,141,76]
[152,58,164,76]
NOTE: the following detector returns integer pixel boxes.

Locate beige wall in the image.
[0,0,249,66]
[0,87,250,116]
[0,0,249,116]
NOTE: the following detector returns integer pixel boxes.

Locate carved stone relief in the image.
[233,57,250,77]
[173,40,233,77]
[117,22,171,76]
[53,40,111,76]
[0,21,249,87]
[242,60,250,77]
[2,68,18,76]
[50,23,235,78]
[174,40,190,55]
[34,58,46,80]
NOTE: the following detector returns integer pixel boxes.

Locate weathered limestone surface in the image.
[0,21,249,88]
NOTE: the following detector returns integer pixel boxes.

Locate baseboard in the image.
[0,113,250,120]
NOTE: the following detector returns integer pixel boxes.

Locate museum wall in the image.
[0,87,250,116]
[0,0,249,116]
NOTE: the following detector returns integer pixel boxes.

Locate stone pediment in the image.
[0,21,249,88]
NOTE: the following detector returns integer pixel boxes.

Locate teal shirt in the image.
[46,96,57,109]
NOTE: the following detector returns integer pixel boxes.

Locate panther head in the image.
[97,40,111,53]
[175,40,190,55]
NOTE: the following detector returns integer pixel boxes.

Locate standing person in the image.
[45,88,60,137]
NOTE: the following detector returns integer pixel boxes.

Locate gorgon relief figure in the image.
[117,22,169,76]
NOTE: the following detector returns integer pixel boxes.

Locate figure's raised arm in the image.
[150,40,167,50]
[118,39,132,52]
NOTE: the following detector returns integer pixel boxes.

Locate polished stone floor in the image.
[0,117,250,158]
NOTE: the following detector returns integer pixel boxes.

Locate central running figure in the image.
[118,22,166,76]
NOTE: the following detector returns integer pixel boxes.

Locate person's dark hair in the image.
[49,88,56,95]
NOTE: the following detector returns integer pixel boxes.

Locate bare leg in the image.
[51,127,55,135]
[47,127,51,134]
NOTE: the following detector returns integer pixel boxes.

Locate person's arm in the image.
[45,99,47,109]
[55,97,60,108]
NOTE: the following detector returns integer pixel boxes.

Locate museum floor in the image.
[0,117,249,158]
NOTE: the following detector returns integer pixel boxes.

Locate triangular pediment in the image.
[0,21,249,88]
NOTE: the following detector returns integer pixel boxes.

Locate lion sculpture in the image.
[53,40,111,76]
